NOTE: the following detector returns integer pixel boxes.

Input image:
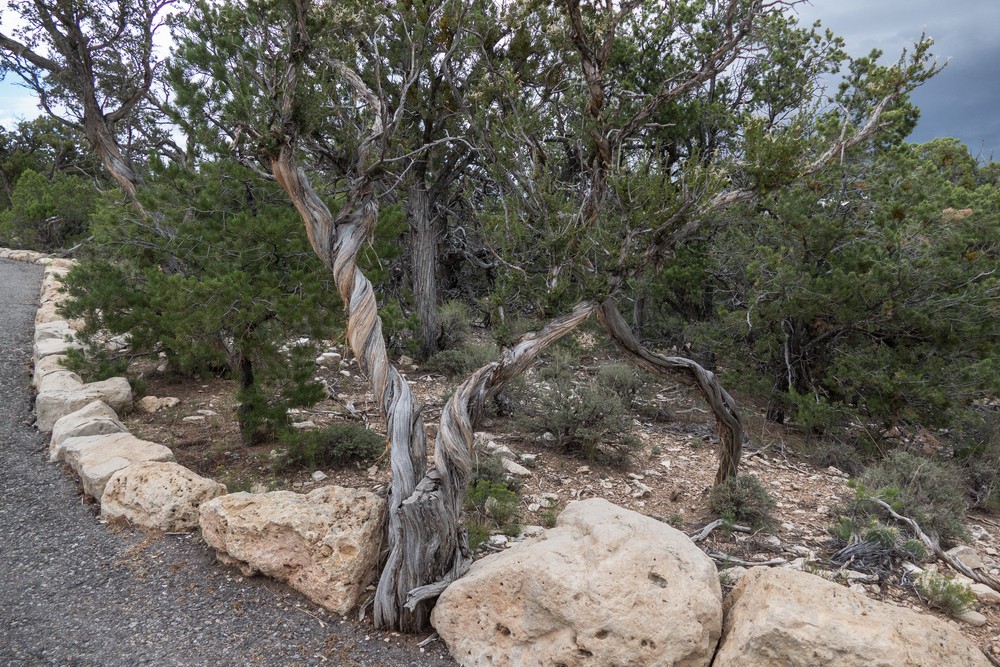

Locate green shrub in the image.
[464,480,521,550]
[953,411,1000,512]
[916,572,976,618]
[708,475,776,530]
[427,342,499,378]
[857,450,968,547]
[438,300,473,350]
[277,423,385,470]
[519,377,640,465]
[595,363,644,404]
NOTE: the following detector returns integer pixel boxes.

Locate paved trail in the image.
[0,258,454,667]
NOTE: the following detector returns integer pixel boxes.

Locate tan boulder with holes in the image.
[431,498,722,667]
[101,462,227,531]
[50,400,128,462]
[714,567,990,667]
[199,486,385,615]
[61,432,175,500]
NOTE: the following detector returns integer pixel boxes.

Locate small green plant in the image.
[277,423,385,470]
[427,342,499,378]
[464,480,521,550]
[540,506,560,528]
[857,450,969,547]
[916,572,976,618]
[438,300,473,350]
[595,363,644,405]
[518,377,640,465]
[708,475,776,530]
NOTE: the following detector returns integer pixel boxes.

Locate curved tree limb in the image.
[597,300,744,484]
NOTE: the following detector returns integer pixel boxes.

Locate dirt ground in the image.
[121,335,1000,661]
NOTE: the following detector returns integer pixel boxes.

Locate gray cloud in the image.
[795,0,1000,160]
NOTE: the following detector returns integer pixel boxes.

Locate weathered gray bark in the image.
[407,184,442,357]
[598,300,743,484]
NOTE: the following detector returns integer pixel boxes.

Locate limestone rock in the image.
[50,400,127,461]
[199,486,385,615]
[947,545,986,570]
[972,583,1000,605]
[431,498,722,667]
[61,432,175,499]
[33,354,70,389]
[714,567,990,667]
[36,377,133,432]
[101,462,226,531]
[33,335,83,362]
[500,457,531,477]
[37,370,84,393]
[34,320,76,344]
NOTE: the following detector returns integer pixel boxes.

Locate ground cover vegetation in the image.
[2,0,997,634]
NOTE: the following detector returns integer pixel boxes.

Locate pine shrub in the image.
[277,423,385,470]
[708,474,776,529]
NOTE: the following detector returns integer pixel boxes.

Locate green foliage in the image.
[464,480,521,550]
[693,139,999,437]
[427,342,499,378]
[438,300,473,350]
[916,572,976,618]
[277,423,385,470]
[856,450,968,547]
[0,168,97,250]
[519,376,640,465]
[952,411,1000,513]
[59,161,343,442]
[708,475,777,530]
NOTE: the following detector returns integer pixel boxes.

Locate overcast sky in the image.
[795,0,1000,161]
[2,2,998,161]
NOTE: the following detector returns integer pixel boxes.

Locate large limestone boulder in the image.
[199,486,385,615]
[714,567,990,667]
[33,354,71,389]
[101,462,226,531]
[50,400,128,461]
[431,498,722,667]
[35,377,133,432]
[61,432,174,499]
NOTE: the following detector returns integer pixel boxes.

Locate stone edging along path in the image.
[2,246,387,620]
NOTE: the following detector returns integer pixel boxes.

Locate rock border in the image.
[3,247,383,618]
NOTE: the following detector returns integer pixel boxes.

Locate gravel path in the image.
[0,258,455,667]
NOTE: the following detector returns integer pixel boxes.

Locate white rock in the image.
[339,370,351,378]
[431,498,722,667]
[61,432,175,499]
[311,470,328,482]
[196,409,218,417]
[159,397,180,409]
[37,370,84,393]
[500,458,531,477]
[947,545,986,570]
[137,396,163,413]
[199,487,385,615]
[489,534,509,547]
[32,354,70,389]
[33,335,83,362]
[34,320,75,344]
[972,583,1000,605]
[720,565,749,586]
[182,415,205,423]
[958,609,988,627]
[50,400,127,462]
[101,462,227,531]
[713,568,990,667]
[293,420,317,430]
[35,377,133,432]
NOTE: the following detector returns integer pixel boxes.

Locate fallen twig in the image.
[417,633,440,648]
[706,550,786,567]
[866,497,1000,594]
[688,519,752,543]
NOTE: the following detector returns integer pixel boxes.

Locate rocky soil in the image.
[120,332,1000,662]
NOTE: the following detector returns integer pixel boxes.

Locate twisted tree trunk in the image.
[598,300,743,484]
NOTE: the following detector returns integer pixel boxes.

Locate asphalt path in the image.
[0,258,454,667]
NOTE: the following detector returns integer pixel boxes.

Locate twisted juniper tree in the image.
[168,0,937,631]
[4,0,940,632]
